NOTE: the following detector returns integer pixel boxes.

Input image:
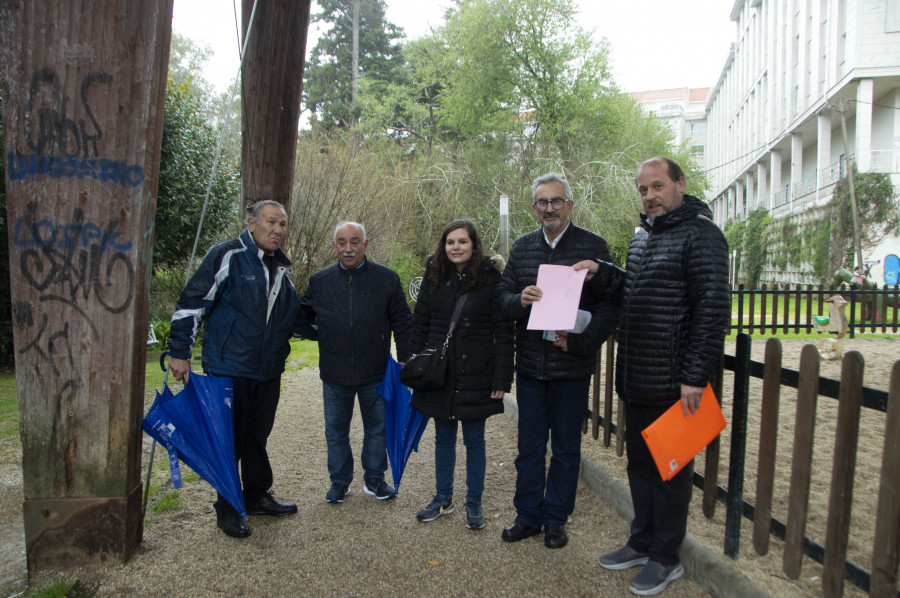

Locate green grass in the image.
[27,577,97,598]
[285,338,319,372]
[148,489,181,515]
[0,371,18,442]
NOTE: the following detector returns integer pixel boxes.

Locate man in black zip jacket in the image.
[496,173,620,550]
[581,157,729,596]
[296,221,413,504]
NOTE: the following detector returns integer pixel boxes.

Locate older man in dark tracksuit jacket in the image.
[168,200,300,539]
[496,173,620,551]
[588,157,730,596]
[296,221,413,504]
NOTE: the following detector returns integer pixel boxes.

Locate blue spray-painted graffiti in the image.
[13,212,133,252]
[6,152,144,186]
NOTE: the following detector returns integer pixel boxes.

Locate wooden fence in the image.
[586,332,900,597]
[732,283,900,337]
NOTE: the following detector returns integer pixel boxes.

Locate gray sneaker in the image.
[416,497,454,522]
[628,561,684,596]
[598,544,650,570]
[464,502,485,530]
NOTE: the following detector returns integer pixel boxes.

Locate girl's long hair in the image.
[424,219,490,290]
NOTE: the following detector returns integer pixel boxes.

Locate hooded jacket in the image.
[615,194,730,406]
[410,257,514,421]
[168,228,299,381]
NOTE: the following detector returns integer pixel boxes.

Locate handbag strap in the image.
[441,293,469,354]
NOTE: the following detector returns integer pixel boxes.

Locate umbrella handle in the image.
[160,350,170,372]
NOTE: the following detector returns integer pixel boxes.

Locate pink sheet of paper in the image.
[526,264,588,331]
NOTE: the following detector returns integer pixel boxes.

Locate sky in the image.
[172,0,736,96]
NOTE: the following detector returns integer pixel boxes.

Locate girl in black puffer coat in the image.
[410,219,514,530]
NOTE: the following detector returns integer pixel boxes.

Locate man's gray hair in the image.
[531,173,573,203]
[333,221,367,242]
[245,200,286,225]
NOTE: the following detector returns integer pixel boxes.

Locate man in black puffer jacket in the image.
[496,173,620,550]
[296,222,413,504]
[588,157,730,596]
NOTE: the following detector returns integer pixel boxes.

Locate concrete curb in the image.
[503,394,769,598]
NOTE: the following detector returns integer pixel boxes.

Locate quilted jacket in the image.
[614,195,731,406]
[496,224,621,381]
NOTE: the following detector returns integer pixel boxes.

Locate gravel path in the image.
[3,366,712,597]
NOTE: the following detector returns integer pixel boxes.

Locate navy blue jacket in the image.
[168,228,300,382]
[296,258,413,386]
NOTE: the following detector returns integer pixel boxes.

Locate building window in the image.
[690,122,706,136]
[691,145,705,158]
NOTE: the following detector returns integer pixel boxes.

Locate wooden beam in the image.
[0,0,173,571]
[241,0,312,215]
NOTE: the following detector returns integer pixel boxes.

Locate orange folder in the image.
[641,383,727,481]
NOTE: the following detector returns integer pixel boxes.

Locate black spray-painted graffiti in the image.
[5,68,144,186]
[14,202,136,317]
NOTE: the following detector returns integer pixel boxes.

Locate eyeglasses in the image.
[533,197,568,210]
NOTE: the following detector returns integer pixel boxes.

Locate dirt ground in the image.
[581,336,899,598]
[1,337,897,597]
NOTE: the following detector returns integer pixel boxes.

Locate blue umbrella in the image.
[143,372,246,519]
[379,357,429,495]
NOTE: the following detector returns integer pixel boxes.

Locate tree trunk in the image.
[0,0,173,572]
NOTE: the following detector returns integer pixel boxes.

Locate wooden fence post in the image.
[0,0,172,571]
[724,333,751,559]
[753,338,782,555]
[870,361,900,597]
[784,344,820,579]
[823,351,865,598]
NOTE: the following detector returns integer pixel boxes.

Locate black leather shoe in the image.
[501,520,542,543]
[217,510,251,538]
[544,523,568,549]
[247,493,298,517]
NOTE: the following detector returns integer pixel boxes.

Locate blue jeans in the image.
[513,373,590,527]
[322,381,388,486]
[433,418,486,505]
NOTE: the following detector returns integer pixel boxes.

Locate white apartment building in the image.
[631,87,710,164]
[706,0,900,284]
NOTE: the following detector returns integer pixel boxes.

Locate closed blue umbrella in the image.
[143,373,246,519]
[379,357,429,495]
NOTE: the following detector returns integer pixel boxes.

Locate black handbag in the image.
[400,294,468,392]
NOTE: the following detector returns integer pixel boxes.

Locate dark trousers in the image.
[624,402,693,565]
[513,373,590,527]
[215,375,281,513]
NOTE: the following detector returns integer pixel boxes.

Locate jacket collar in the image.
[337,256,369,275]
[640,194,712,232]
[240,228,292,266]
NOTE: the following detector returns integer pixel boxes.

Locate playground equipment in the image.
[830,267,900,321]
[813,295,848,360]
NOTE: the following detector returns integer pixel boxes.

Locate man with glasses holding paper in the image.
[496,172,620,549]
[577,157,729,595]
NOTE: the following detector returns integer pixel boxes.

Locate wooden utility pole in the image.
[241,0,312,215]
[0,0,173,571]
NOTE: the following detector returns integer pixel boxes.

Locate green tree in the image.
[154,80,241,269]
[304,0,405,129]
